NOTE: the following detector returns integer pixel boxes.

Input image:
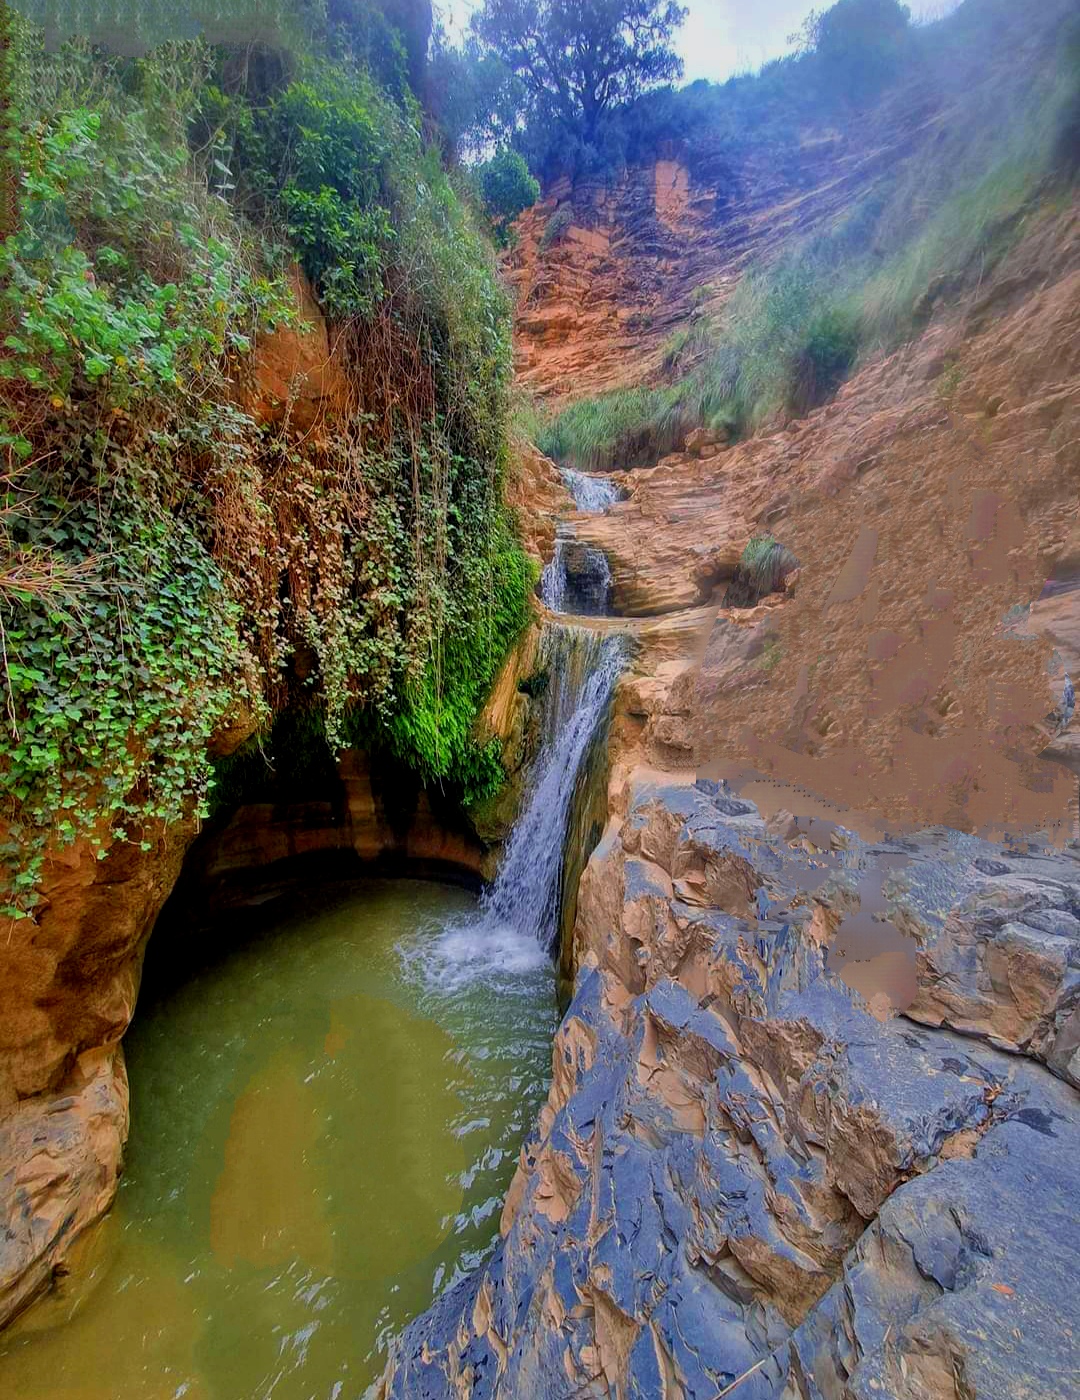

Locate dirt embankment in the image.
[590,202,1080,840]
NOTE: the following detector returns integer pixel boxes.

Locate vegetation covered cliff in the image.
[0,1,533,924]
[0,0,544,1325]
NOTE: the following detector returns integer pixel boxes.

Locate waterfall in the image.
[540,468,619,615]
[540,529,613,616]
[562,468,622,513]
[482,627,627,953]
[539,534,569,613]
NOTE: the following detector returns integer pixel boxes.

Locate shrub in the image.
[724,536,800,608]
[801,0,913,108]
[789,304,861,414]
[539,205,572,251]
[3,92,289,411]
[202,63,402,319]
[476,148,539,243]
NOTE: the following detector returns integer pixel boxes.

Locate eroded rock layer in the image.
[507,3,1071,406]
[377,779,1080,1399]
[564,202,1080,838]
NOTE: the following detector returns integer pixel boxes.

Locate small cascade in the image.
[540,467,620,615]
[540,528,613,616]
[480,626,627,954]
[562,468,622,513]
[539,533,569,613]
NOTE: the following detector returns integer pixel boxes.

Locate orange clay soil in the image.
[525,202,1080,840]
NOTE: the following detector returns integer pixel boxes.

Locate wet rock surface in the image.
[0,1048,128,1328]
[375,780,1080,1399]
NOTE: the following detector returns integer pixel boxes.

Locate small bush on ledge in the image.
[723,536,800,609]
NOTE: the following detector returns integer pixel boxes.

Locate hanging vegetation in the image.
[0,13,533,918]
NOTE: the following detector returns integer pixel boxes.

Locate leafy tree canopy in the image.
[476,148,541,239]
[792,0,912,105]
[428,31,526,159]
[470,0,688,143]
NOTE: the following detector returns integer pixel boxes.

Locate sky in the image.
[440,1,962,84]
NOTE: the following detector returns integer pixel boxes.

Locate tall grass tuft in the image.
[724,536,800,608]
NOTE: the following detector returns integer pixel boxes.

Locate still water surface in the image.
[0,879,556,1399]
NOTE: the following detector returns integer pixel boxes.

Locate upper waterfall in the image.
[539,532,614,616]
[562,469,622,513]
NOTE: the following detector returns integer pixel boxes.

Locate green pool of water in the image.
[0,878,557,1399]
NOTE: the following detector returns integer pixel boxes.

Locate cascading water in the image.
[539,533,570,613]
[428,627,626,984]
[484,627,626,951]
[540,467,620,615]
[562,468,622,513]
[540,530,614,615]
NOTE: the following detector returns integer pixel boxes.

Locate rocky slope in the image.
[506,1,1070,407]
[376,155,1080,1400]
[379,778,1080,1399]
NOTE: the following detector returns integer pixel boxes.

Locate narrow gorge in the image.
[2,1,1080,1398]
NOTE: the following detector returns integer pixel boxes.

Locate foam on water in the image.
[426,628,626,989]
[415,915,549,997]
[562,468,622,513]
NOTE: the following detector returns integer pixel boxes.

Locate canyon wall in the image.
[507,1,1071,411]
[377,119,1080,1400]
[0,287,546,1327]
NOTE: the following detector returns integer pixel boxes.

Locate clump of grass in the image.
[1052,18,1080,178]
[539,205,572,251]
[660,326,694,372]
[509,388,552,444]
[859,161,1038,346]
[724,536,800,608]
[537,384,685,470]
[789,304,862,414]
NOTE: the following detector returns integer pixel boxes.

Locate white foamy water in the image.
[539,529,613,616]
[413,627,627,993]
[539,532,570,613]
[562,468,622,512]
[417,919,549,997]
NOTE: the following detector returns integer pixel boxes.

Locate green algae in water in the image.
[0,879,557,1398]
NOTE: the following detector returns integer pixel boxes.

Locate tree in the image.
[471,0,688,144]
[428,32,525,160]
[476,148,540,240]
[326,0,434,101]
[792,0,912,107]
